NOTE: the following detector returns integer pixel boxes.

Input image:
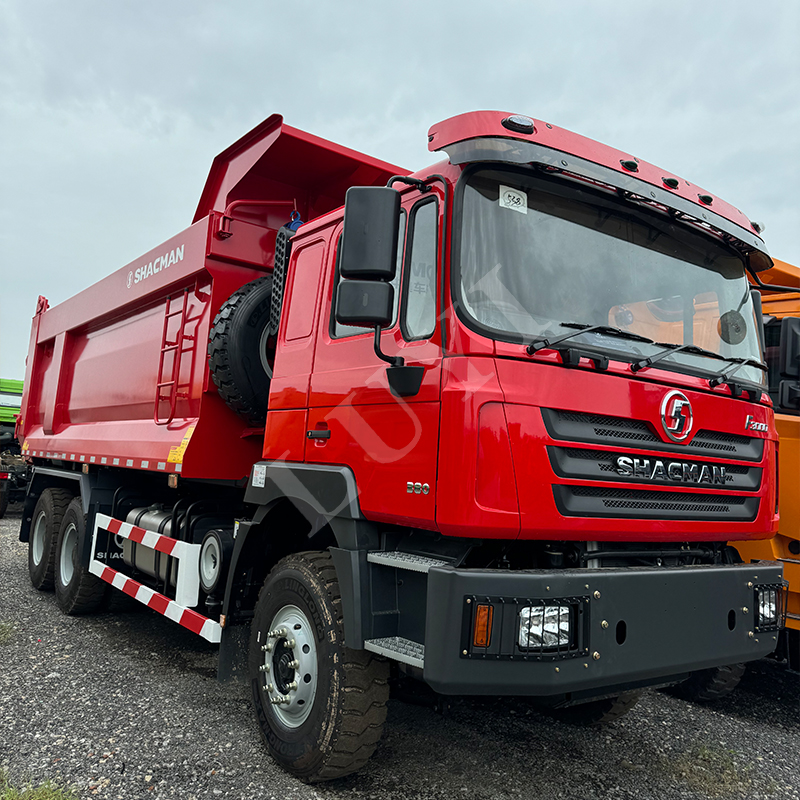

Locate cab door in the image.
[306,191,443,529]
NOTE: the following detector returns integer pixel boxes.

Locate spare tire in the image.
[208,276,274,426]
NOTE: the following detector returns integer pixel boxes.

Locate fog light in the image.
[756,587,778,629]
[519,605,571,648]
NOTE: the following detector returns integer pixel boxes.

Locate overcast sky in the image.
[1,0,798,378]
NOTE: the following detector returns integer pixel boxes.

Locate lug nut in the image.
[266,683,274,693]
[287,681,298,691]
[288,660,300,669]
[287,638,296,649]
[259,664,268,672]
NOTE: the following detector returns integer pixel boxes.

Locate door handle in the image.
[306,430,331,440]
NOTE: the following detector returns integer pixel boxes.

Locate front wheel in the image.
[249,551,389,782]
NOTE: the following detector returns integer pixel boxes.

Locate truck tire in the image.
[249,551,390,782]
[54,498,108,615]
[28,487,73,591]
[208,276,274,426]
[546,691,641,726]
[666,663,745,703]
[0,487,7,519]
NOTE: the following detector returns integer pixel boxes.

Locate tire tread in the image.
[252,550,389,782]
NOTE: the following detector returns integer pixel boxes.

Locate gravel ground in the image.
[1,504,799,800]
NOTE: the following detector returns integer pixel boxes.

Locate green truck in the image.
[0,379,27,518]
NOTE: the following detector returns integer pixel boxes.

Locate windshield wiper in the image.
[631,342,767,380]
[526,322,655,355]
[630,342,725,373]
[708,358,768,388]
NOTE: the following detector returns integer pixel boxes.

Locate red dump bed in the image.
[18,115,405,480]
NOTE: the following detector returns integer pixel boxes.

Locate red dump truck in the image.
[17,111,786,781]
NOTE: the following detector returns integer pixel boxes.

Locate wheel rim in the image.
[32,511,47,566]
[260,604,318,728]
[200,537,221,591]
[59,522,78,586]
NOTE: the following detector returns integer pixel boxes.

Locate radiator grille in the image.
[553,484,759,521]
[542,409,764,462]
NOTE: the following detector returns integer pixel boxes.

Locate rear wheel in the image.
[28,488,73,591]
[667,664,745,703]
[54,498,108,614]
[249,551,389,782]
[546,691,641,726]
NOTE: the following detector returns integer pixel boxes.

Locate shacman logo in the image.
[126,245,185,288]
[660,390,693,443]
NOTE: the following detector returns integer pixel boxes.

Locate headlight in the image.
[755,586,779,630]
[518,605,572,649]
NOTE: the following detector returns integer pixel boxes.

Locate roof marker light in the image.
[698,194,713,205]
[620,159,639,172]
[662,177,679,189]
[502,115,535,135]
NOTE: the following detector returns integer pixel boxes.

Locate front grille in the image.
[542,409,764,462]
[547,446,762,491]
[553,485,759,521]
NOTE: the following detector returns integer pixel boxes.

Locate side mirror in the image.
[779,317,800,378]
[779,380,800,410]
[340,187,401,281]
[335,281,394,328]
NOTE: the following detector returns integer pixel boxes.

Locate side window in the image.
[401,200,438,340]
[331,211,406,338]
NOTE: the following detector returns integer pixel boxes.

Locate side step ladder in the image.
[362,551,451,669]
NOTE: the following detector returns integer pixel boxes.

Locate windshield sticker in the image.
[499,185,527,215]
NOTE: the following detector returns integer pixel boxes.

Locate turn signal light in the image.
[473,604,494,648]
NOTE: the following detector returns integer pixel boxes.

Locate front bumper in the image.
[423,561,783,696]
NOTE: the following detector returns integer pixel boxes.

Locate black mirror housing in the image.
[779,379,800,410]
[340,187,401,280]
[779,317,800,378]
[335,280,394,328]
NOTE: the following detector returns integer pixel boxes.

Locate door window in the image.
[401,200,438,341]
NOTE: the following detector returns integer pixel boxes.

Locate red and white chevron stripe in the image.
[89,513,221,644]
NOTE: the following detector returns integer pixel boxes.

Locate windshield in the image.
[457,168,765,385]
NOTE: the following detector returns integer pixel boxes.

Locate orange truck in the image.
[737,258,800,671]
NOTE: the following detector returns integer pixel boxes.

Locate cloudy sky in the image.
[1,0,798,377]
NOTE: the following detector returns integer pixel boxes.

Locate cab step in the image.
[364,636,425,668]
[367,551,449,573]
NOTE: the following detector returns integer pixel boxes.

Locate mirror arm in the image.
[387,176,432,193]
[374,326,404,367]
[747,267,799,295]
